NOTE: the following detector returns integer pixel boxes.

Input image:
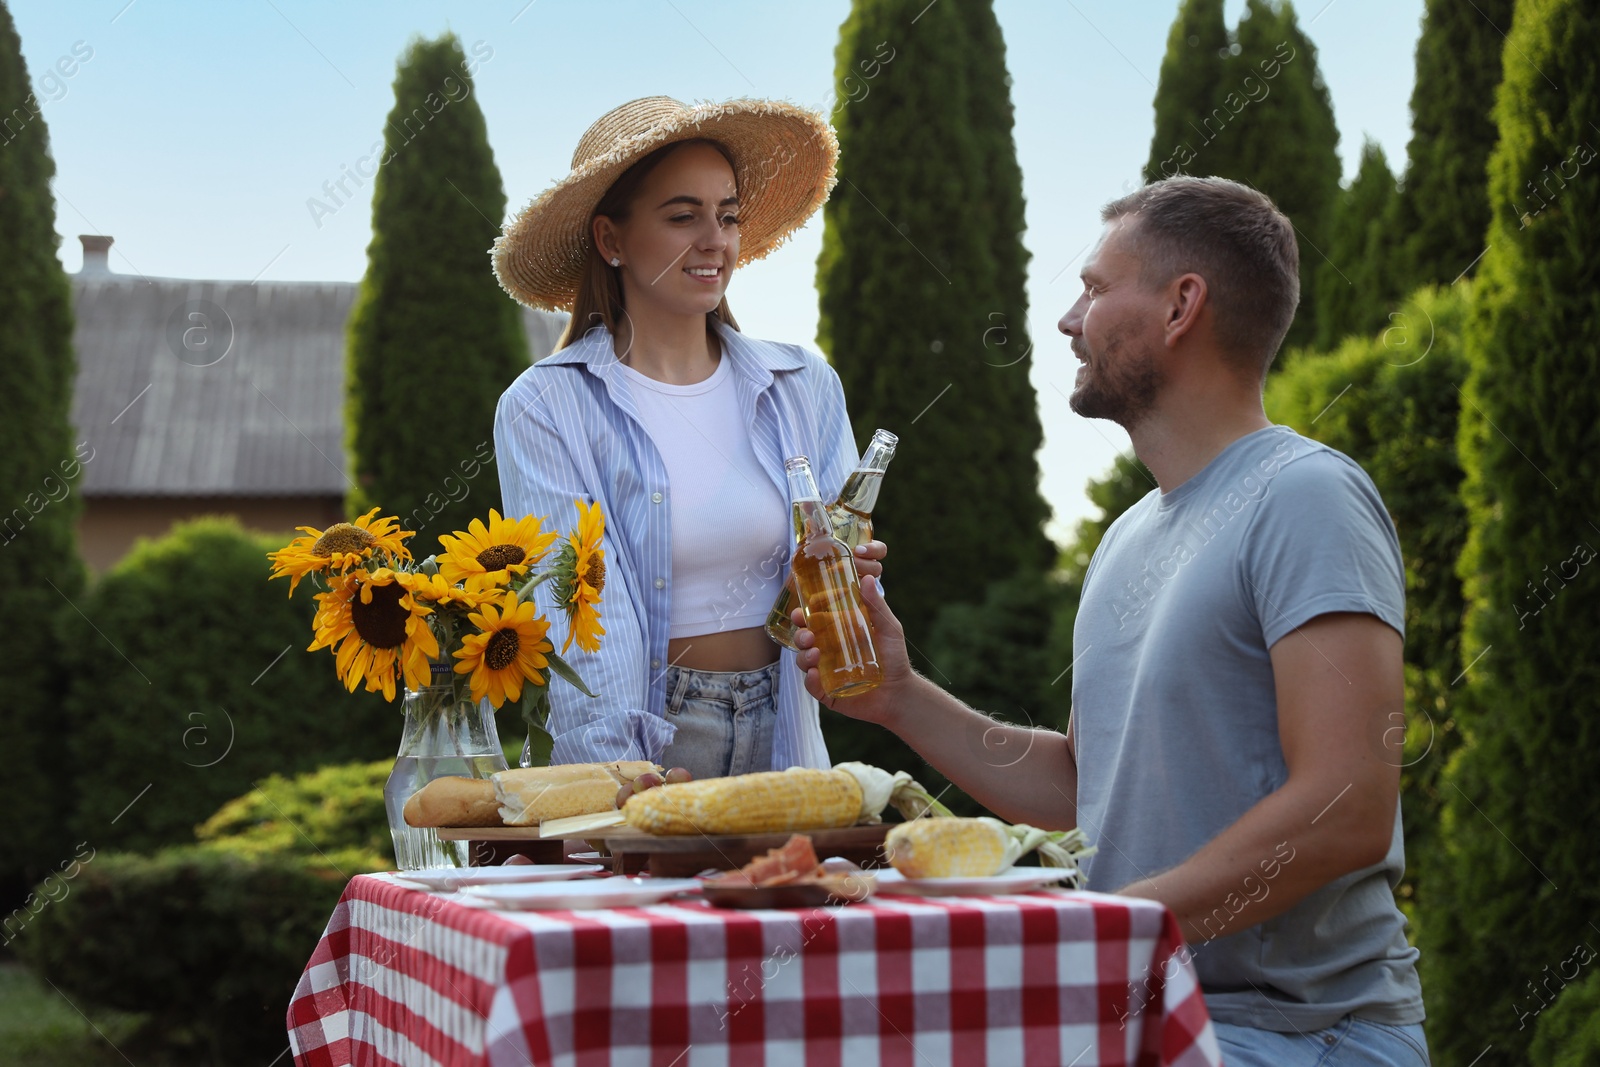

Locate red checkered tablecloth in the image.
[288,873,1220,1067]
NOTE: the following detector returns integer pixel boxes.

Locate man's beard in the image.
[1069,323,1161,429]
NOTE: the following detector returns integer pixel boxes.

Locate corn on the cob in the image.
[623,768,863,835]
[886,817,1098,884]
[885,817,1014,878]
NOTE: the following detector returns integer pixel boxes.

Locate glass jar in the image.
[382,663,508,870]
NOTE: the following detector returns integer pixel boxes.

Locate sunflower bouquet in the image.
[266,502,606,740]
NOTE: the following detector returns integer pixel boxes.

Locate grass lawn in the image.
[0,961,148,1066]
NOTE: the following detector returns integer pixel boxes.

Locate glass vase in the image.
[383,664,509,870]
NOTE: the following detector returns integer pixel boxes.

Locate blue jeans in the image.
[657,661,779,780]
[1213,1016,1430,1066]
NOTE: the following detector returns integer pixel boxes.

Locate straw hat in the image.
[491,96,839,311]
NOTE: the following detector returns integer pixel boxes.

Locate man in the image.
[793,177,1428,1065]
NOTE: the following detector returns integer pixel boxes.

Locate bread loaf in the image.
[493,760,662,825]
[402,776,503,828]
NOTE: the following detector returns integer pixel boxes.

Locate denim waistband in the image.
[663,659,780,706]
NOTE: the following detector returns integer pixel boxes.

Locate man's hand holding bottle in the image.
[791,540,920,730]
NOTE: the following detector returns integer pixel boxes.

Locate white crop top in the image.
[618,355,791,639]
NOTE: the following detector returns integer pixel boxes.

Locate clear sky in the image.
[10,0,1424,542]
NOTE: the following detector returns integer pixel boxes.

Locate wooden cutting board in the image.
[433,823,892,875]
[603,824,891,877]
[434,826,596,841]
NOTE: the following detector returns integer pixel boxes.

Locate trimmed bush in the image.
[13,760,392,1060]
[62,517,398,855]
[923,569,1075,817]
[196,759,394,865]
[928,570,1073,736]
[13,845,383,1060]
[1530,968,1600,1067]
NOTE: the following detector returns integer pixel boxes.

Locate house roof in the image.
[69,260,567,498]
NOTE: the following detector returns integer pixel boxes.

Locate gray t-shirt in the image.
[1072,425,1424,1031]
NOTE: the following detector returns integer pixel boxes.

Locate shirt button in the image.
[651,492,663,504]
[654,577,665,589]
[651,659,661,669]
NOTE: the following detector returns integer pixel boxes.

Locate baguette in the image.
[402,776,503,828]
[493,760,662,825]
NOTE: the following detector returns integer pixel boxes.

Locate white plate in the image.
[392,864,605,890]
[461,876,703,910]
[873,867,1078,897]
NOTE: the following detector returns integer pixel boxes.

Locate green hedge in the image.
[61,517,398,855]
[13,760,391,1060]
[927,569,1074,738]
[13,845,383,1060]
[196,759,395,865]
[1530,968,1600,1066]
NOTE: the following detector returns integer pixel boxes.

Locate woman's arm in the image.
[494,374,671,764]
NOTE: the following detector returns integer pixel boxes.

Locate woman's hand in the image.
[851,539,887,579]
[614,767,692,809]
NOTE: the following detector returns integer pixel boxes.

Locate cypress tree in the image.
[346,33,527,547]
[1219,0,1341,351]
[817,0,1053,774]
[1139,0,1341,349]
[0,2,88,905]
[1424,1,1600,1062]
[1312,139,1401,349]
[1143,0,1232,183]
[1395,0,1515,291]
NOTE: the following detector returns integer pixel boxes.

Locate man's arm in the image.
[793,570,1078,829]
[1116,611,1402,943]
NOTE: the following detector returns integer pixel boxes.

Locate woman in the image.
[490,96,883,777]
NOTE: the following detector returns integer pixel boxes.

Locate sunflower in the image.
[549,499,606,653]
[308,569,439,701]
[436,510,558,589]
[406,572,507,613]
[452,590,553,707]
[268,508,412,596]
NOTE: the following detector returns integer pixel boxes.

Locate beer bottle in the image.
[765,429,898,649]
[781,455,883,700]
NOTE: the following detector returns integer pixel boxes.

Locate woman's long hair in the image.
[558,138,741,351]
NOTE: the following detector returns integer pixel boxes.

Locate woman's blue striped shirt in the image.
[493,319,858,770]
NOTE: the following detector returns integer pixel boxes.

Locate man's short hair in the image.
[1102,177,1300,378]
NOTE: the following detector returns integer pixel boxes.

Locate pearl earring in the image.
[610,257,621,267]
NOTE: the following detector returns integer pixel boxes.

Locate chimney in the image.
[79,235,114,276]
